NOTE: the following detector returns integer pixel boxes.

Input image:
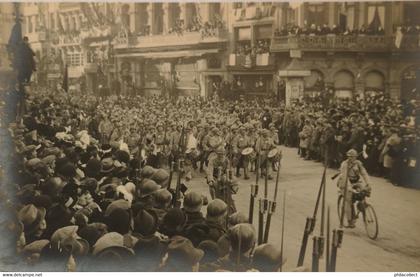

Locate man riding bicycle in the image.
[337,149,372,228]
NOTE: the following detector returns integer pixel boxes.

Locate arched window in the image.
[334,70,354,98]
[401,66,420,101]
[304,70,324,89]
[364,70,385,93]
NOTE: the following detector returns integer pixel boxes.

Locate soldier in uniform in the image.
[337,149,371,228]
[246,124,258,172]
[201,126,211,167]
[155,124,169,168]
[169,124,182,168]
[255,129,276,179]
[213,223,255,272]
[232,127,251,179]
[205,147,238,214]
[206,127,224,164]
[196,124,207,172]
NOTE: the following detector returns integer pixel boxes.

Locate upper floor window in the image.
[28,16,33,33]
[403,2,420,26]
[306,3,327,27]
[50,14,55,29]
[367,4,385,29]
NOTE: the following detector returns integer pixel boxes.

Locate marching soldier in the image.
[255,129,276,179]
[169,124,182,167]
[246,124,258,172]
[201,126,211,167]
[196,124,207,172]
[232,126,252,179]
[155,124,169,168]
[205,147,238,214]
[206,127,224,163]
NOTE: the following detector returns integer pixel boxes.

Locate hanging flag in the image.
[7,19,22,69]
[395,27,403,49]
[62,64,69,92]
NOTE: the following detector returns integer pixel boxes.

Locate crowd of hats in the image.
[4,89,297,272]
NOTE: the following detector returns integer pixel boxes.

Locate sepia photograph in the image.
[0,1,419,274]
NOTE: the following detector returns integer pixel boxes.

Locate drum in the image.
[267,148,279,159]
[241,147,254,156]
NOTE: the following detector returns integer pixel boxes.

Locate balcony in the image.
[271,34,420,53]
[27,31,47,43]
[228,53,274,69]
[114,29,228,50]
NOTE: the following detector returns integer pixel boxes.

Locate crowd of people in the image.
[235,39,270,56]
[274,23,387,37]
[289,91,418,187]
[1,82,418,272]
[1,87,295,272]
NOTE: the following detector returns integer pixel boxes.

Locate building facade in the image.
[2,2,419,101]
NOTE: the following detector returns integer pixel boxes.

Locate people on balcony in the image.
[274,22,390,37]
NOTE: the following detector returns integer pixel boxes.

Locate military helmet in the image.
[346,149,358,157]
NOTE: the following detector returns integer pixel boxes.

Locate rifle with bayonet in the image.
[173,159,184,208]
[172,126,186,208]
[328,228,343,272]
[326,206,330,271]
[312,163,327,271]
[226,163,233,229]
[258,159,269,245]
[279,191,286,272]
[249,153,259,224]
[297,164,327,267]
[263,153,281,243]
[167,161,175,191]
[327,162,350,272]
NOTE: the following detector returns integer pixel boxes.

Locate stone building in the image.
[0,2,16,88]
[2,2,419,102]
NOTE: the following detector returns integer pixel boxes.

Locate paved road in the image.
[185,147,420,272]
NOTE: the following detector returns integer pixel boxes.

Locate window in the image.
[72,17,77,30]
[121,4,130,28]
[50,14,55,30]
[233,3,244,9]
[403,2,420,25]
[367,4,385,29]
[306,4,327,27]
[66,52,83,66]
[28,16,33,33]
[35,15,39,31]
[65,17,70,31]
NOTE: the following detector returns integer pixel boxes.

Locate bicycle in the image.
[337,185,379,240]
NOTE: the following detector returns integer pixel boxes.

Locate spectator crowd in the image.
[0,84,418,272]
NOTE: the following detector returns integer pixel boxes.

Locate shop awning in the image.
[115,49,219,59]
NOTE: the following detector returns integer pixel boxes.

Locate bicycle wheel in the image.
[362,203,379,240]
[337,195,349,227]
